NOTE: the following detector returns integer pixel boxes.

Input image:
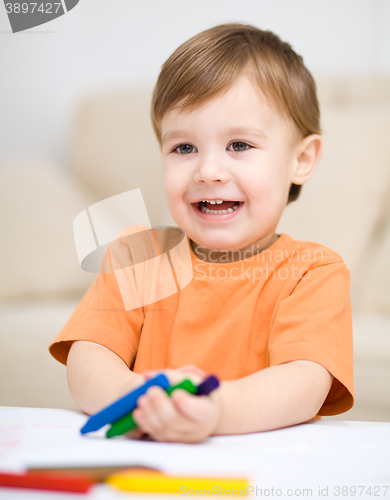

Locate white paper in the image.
[1,407,389,495]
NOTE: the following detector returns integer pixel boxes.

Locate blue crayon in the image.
[80,373,170,434]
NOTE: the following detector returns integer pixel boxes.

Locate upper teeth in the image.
[199,200,240,214]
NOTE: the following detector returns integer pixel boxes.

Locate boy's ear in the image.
[291,134,322,185]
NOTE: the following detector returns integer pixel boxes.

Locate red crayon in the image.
[0,471,94,493]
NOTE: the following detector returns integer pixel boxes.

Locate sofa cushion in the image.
[277,103,390,313]
[0,161,96,299]
[0,300,80,409]
[71,87,176,228]
[358,210,390,314]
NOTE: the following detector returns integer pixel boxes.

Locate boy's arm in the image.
[215,360,334,434]
[66,340,144,415]
[66,341,206,417]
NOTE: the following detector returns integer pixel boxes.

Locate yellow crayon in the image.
[106,469,250,494]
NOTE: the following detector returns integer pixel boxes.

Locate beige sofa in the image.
[1,76,390,421]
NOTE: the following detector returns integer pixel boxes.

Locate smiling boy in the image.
[162,73,312,264]
[49,23,354,442]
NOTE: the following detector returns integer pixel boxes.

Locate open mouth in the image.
[198,201,241,214]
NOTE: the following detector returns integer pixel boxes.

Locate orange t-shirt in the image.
[49,230,354,416]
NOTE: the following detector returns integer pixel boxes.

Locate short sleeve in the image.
[48,261,144,368]
[268,261,354,416]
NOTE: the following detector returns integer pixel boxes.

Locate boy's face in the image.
[160,75,305,258]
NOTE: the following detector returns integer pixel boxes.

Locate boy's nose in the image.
[193,157,230,184]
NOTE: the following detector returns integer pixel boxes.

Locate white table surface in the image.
[0,407,389,499]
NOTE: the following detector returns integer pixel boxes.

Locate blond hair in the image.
[151,23,321,203]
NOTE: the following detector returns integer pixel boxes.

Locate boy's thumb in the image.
[171,390,211,422]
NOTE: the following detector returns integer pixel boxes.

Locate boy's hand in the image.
[126,366,221,443]
[129,384,221,443]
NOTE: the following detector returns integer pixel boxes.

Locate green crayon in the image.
[106,379,197,438]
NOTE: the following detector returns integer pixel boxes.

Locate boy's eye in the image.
[173,141,251,154]
[174,144,198,154]
[228,141,251,152]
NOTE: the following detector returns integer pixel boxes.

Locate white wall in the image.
[1,0,390,168]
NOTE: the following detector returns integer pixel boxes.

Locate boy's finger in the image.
[136,388,213,442]
[170,389,212,423]
[134,388,178,437]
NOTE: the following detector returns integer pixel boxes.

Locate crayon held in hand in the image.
[106,378,198,438]
[80,373,170,434]
[106,375,220,438]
